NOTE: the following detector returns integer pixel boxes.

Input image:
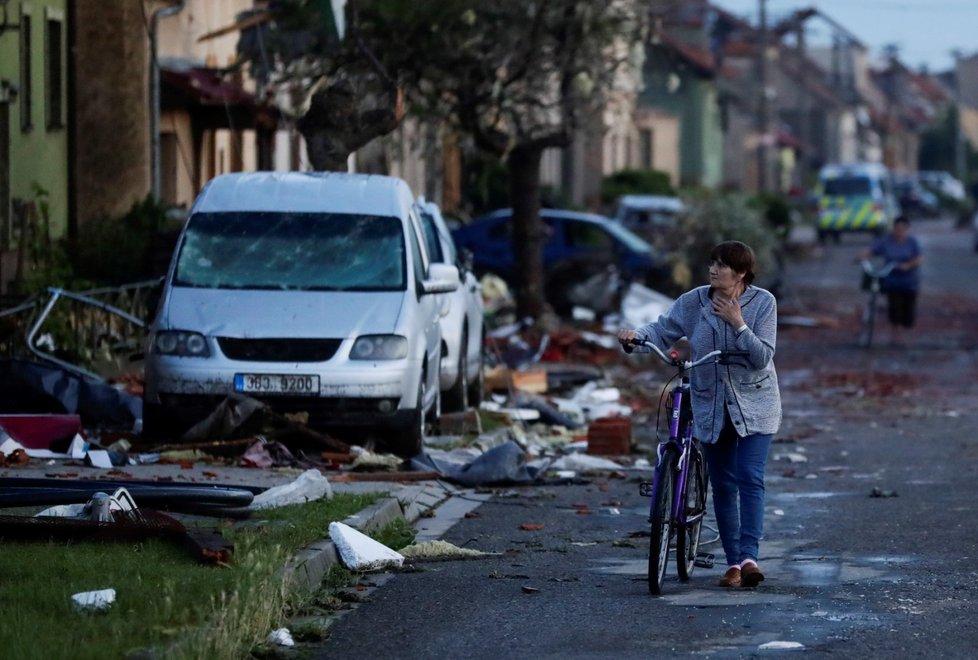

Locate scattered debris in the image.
[869,487,899,498]
[758,641,805,651]
[398,540,493,560]
[521,585,540,594]
[249,469,333,510]
[519,523,545,531]
[266,628,295,647]
[71,588,116,614]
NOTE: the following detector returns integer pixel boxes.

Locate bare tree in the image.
[239,0,646,318]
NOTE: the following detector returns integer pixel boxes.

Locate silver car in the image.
[416,198,485,411]
[143,172,458,456]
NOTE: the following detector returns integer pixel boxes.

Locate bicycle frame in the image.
[859,259,896,348]
[636,345,722,528]
[626,337,752,592]
[642,381,698,528]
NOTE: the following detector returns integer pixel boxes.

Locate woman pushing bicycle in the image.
[618,241,782,589]
[857,215,923,347]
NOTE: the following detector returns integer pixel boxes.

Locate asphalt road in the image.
[316,217,978,659]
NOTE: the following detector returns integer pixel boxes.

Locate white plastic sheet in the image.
[249,469,333,510]
[329,521,404,572]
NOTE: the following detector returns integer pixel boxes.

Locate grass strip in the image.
[0,492,381,660]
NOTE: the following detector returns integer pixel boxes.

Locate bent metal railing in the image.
[0,279,162,381]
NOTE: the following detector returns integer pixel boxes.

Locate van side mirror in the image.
[422,263,460,295]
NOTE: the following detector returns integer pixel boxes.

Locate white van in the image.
[143,172,458,456]
[815,162,901,241]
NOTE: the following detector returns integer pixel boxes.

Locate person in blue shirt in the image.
[860,216,923,346]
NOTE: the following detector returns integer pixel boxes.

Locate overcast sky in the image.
[712,0,978,72]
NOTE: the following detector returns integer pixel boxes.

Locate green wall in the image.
[1,0,69,242]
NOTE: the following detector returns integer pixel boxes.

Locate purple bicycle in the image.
[627,338,748,595]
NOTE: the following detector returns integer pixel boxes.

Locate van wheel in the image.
[142,401,179,440]
[394,378,426,458]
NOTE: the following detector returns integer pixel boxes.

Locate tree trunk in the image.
[508,145,546,320]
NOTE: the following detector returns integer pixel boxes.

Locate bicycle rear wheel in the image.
[648,447,678,595]
[676,442,708,581]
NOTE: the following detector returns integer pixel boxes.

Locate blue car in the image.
[451,208,671,307]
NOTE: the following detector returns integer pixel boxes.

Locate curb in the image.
[282,481,455,595]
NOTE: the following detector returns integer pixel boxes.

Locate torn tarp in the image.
[411,441,540,486]
[0,359,141,432]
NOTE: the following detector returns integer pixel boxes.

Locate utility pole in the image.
[796,19,810,189]
[756,0,769,192]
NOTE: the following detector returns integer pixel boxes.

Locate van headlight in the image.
[152,331,210,357]
[351,335,408,360]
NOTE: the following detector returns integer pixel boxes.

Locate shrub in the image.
[670,191,784,295]
[73,196,181,284]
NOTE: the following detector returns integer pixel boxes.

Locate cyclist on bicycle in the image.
[618,241,781,589]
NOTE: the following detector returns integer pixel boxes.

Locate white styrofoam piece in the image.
[71,588,116,613]
[328,521,404,572]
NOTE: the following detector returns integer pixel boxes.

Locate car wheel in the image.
[393,377,426,458]
[467,341,485,408]
[443,331,469,413]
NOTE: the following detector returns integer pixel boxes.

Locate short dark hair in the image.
[710,241,756,285]
[894,215,910,227]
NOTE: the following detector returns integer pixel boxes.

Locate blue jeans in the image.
[703,424,773,567]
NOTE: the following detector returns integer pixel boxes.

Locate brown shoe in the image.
[718,567,741,588]
[740,563,765,588]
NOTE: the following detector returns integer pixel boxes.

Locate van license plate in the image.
[234,374,320,395]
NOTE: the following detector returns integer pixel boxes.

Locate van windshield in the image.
[823,177,872,196]
[173,212,406,291]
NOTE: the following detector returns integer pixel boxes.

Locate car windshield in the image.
[823,177,872,196]
[599,220,653,253]
[174,211,406,291]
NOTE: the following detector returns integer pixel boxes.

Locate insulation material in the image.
[399,540,492,560]
[328,521,404,571]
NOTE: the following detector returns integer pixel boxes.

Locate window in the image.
[407,211,427,285]
[45,12,64,129]
[418,212,445,263]
[639,129,653,169]
[823,177,872,196]
[565,221,613,250]
[20,11,32,132]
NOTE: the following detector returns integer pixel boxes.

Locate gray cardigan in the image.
[633,285,781,443]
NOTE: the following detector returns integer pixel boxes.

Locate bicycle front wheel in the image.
[859,291,878,348]
[648,447,678,595]
[676,442,708,581]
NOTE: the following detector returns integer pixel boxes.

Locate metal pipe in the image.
[150,0,186,202]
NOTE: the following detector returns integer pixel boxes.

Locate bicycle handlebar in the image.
[860,258,897,278]
[626,337,749,369]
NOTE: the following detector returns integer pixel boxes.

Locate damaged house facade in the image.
[0,0,69,296]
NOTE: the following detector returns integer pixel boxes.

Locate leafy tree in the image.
[238,0,646,319]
